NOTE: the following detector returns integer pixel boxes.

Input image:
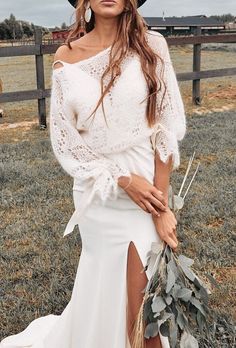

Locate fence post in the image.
[35,28,47,129]
[192,26,202,105]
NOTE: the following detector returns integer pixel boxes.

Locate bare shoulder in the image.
[52,44,72,70]
[52,33,96,69]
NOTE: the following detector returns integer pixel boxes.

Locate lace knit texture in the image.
[49,30,186,236]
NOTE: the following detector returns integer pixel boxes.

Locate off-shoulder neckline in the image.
[51,30,163,74]
[52,44,112,72]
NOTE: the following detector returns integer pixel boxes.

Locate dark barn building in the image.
[144,15,225,36]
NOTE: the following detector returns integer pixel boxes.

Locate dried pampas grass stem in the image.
[130,292,150,348]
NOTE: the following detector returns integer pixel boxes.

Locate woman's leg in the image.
[127,241,162,348]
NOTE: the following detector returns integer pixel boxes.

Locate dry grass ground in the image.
[0,45,235,346]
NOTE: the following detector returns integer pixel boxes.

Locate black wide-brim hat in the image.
[68,0,147,8]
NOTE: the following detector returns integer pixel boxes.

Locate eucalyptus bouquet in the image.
[131,152,220,348]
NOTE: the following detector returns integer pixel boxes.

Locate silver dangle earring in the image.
[80,14,85,30]
[84,1,92,23]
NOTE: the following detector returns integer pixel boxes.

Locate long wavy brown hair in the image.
[64,0,167,128]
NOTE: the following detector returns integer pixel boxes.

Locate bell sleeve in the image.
[49,68,131,237]
[149,33,187,170]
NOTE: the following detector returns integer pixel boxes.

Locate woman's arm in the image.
[119,173,167,216]
[120,33,187,222]
[148,31,187,171]
[152,152,178,251]
[50,67,134,236]
[153,151,172,204]
[50,67,131,196]
[146,32,187,251]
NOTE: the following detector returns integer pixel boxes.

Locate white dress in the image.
[0,30,186,348]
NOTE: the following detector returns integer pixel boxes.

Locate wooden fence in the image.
[0,38,66,46]
[0,28,236,129]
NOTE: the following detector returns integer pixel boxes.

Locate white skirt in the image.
[1,138,170,348]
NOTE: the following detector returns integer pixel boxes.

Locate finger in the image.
[172,214,177,225]
[172,245,178,253]
[169,212,177,226]
[143,200,160,217]
[173,228,177,236]
[165,236,178,250]
[151,188,167,206]
[170,230,178,244]
[143,191,167,212]
[139,201,149,213]
[173,238,179,252]
[149,194,167,212]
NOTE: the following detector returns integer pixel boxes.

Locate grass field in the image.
[0,46,236,346]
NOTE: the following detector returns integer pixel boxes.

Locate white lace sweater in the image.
[49,30,187,237]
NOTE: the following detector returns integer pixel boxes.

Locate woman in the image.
[0,1,186,348]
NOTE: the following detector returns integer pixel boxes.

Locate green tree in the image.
[210,13,235,23]
[61,22,67,29]
[0,22,10,39]
[22,21,33,38]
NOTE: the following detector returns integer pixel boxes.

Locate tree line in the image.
[0,14,67,40]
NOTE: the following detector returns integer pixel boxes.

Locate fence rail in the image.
[0,28,236,128]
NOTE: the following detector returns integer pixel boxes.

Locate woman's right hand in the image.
[118,174,168,217]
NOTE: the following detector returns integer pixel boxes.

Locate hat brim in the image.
[68,0,147,8]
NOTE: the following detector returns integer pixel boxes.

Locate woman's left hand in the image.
[152,207,178,252]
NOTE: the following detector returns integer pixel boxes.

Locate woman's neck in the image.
[90,16,119,47]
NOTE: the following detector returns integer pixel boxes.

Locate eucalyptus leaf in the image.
[151,242,163,255]
[193,274,202,288]
[170,283,181,300]
[196,310,204,333]
[178,254,194,267]
[151,296,166,313]
[180,330,199,348]
[172,302,178,319]
[199,285,209,303]
[164,294,172,305]
[177,310,185,330]
[190,296,206,316]
[158,311,172,324]
[166,263,176,293]
[173,194,184,210]
[145,242,162,270]
[179,263,195,282]
[176,288,192,302]
[159,320,170,337]
[169,257,179,278]
[144,322,159,339]
[193,288,201,300]
[189,309,197,322]
[154,311,161,318]
[143,297,154,322]
[176,303,189,328]
[165,244,171,261]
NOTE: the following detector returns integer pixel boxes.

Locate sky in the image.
[0,0,235,27]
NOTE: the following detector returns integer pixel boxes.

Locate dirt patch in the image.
[0,119,38,130]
